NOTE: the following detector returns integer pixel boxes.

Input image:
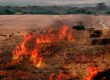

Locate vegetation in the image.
[0,3,110,15]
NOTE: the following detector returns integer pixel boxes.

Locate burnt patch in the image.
[93,68,110,80]
[91,38,110,45]
[89,30,102,38]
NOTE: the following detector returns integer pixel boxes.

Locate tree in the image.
[96,3,107,10]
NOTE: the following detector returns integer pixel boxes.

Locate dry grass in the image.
[0,15,110,80]
[0,28,110,80]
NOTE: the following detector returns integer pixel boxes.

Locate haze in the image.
[0,0,109,4]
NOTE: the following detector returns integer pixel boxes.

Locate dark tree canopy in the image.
[0,3,109,15]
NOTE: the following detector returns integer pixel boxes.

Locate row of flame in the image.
[11,25,100,80]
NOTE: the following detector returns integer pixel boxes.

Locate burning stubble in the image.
[12,25,74,68]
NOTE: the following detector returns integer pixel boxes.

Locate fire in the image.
[48,73,55,80]
[57,71,70,80]
[84,66,100,80]
[12,25,74,68]
[48,71,70,80]
[35,57,46,68]
[30,47,39,65]
[12,33,32,61]
[58,25,74,41]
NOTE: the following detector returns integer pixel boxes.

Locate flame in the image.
[12,25,74,68]
[57,71,65,80]
[49,71,70,80]
[48,73,55,80]
[12,33,32,61]
[30,47,39,65]
[35,57,46,68]
[58,25,74,41]
[84,67,100,80]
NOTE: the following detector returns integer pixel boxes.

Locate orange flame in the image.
[49,71,70,80]
[12,25,74,68]
[58,25,74,41]
[12,33,32,61]
[84,66,100,80]
[35,57,46,68]
[30,47,39,65]
[48,73,55,80]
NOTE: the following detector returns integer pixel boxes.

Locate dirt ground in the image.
[0,14,110,29]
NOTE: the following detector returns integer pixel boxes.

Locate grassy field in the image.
[0,14,110,29]
[0,15,110,80]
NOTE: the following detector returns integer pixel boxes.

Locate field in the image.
[0,15,110,80]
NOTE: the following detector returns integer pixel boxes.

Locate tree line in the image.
[0,3,110,15]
